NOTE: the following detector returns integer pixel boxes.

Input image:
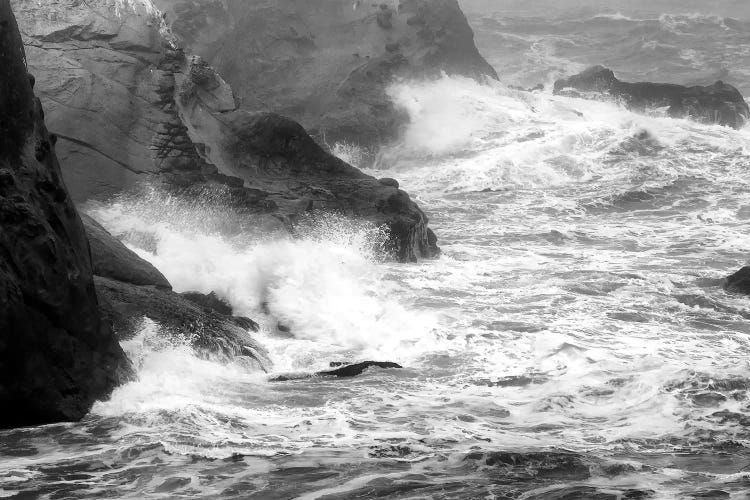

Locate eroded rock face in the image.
[14,0,441,261]
[153,0,498,150]
[0,0,132,428]
[554,66,750,129]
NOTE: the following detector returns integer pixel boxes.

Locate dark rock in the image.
[318,361,402,377]
[554,66,749,129]
[0,0,132,429]
[270,361,403,382]
[378,177,400,188]
[181,291,232,316]
[95,277,267,366]
[175,102,440,261]
[725,266,750,294]
[81,213,171,290]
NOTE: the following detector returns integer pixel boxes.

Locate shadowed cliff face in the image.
[153,0,499,150]
[0,0,132,428]
[12,0,444,261]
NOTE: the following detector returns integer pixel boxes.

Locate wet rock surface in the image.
[0,0,132,428]
[13,0,441,261]
[81,215,265,365]
[153,0,498,152]
[81,213,171,290]
[554,66,749,129]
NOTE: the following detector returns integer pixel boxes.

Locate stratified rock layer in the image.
[0,0,132,428]
[554,66,749,129]
[155,0,498,149]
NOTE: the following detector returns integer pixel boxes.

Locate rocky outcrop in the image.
[0,0,132,428]
[176,65,439,260]
[554,66,750,129]
[80,214,267,366]
[81,213,171,289]
[725,266,750,294]
[13,0,441,261]
[155,0,498,151]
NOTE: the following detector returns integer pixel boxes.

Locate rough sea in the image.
[2,5,750,499]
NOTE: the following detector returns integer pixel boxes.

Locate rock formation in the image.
[725,266,750,295]
[80,214,267,367]
[0,0,132,428]
[154,0,499,151]
[554,66,750,129]
[12,0,452,261]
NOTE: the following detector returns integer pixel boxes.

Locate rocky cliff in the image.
[154,0,499,151]
[11,0,458,261]
[0,0,132,428]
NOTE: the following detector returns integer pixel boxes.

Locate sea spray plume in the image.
[89,188,440,362]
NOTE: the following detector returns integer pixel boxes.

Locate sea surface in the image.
[3,7,750,500]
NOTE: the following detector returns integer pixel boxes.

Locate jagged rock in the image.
[554,66,749,129]
[181,291,232,315]
[95,276,267,366]
[80,213,264,358]
[0,0,132,429]
[725,266,750,294]
[153,0,498,152]
[81,213,172,289]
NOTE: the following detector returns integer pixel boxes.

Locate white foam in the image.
[88,192,446,372]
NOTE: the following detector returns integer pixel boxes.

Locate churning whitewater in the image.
[3,7,750,500]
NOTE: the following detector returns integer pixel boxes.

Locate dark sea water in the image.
[2,6,750,500]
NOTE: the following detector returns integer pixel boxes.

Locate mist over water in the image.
[3,5,750,500]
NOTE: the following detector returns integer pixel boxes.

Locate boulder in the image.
[725,266,750,294]
[554,66,749,129]
[153,0,498,153]
[81,213,171,290]
[0,0,132,428]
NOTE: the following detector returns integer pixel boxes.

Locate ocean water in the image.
[3,9,750,500]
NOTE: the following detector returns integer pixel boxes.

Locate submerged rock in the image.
[554,66,749,129]
[0,0,132,428]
